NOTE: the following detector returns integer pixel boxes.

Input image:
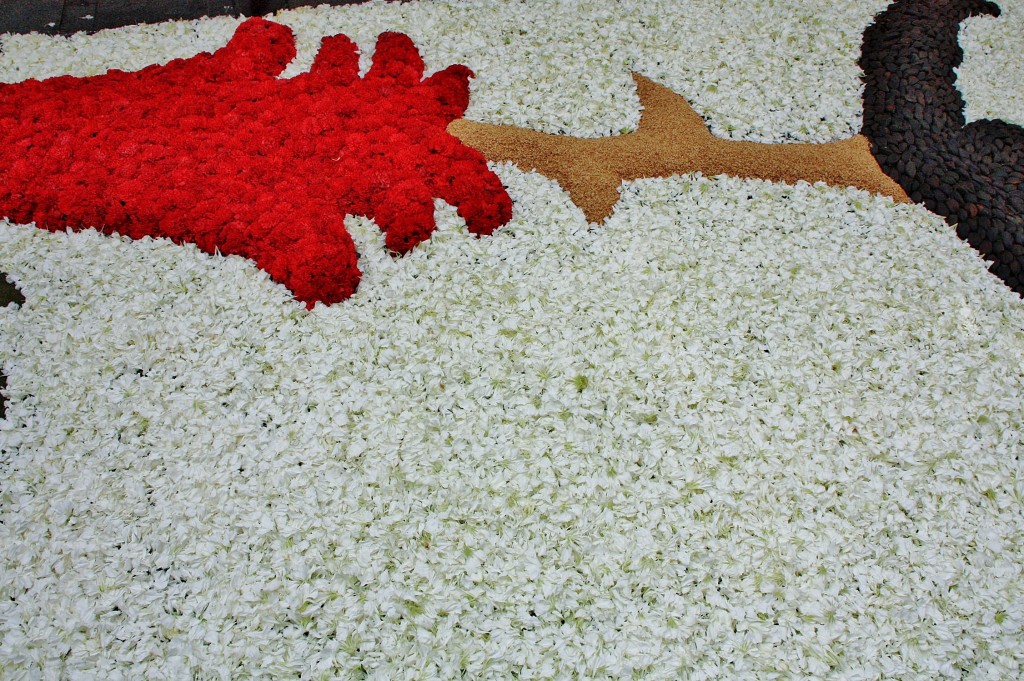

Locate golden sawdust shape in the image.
[448,74,910,223]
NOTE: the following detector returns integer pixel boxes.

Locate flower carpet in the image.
[1,0,1023,678]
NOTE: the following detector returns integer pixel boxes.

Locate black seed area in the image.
[859,0,1024,296]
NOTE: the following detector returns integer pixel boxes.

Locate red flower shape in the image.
[0,18,513,307]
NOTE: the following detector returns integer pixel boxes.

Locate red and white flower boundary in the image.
[1,1,1023,678]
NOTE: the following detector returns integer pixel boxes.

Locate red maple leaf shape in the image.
[0,18,513,307]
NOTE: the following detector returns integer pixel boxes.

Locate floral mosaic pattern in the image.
[0,17,512,307]
[1,1,1023,678]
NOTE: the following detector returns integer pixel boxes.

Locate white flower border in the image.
[1,1,1024,678]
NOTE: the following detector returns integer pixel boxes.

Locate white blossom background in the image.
[1,0,1023,678]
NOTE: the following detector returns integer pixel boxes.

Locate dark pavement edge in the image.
[1,1,373,37]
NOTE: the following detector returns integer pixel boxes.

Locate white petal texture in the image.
[1,1,1024,678]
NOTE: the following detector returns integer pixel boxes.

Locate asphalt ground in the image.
[0,1,369,36]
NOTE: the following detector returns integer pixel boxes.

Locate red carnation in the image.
[0,18,513,307]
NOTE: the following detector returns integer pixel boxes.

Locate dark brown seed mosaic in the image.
[860,0,1024,295]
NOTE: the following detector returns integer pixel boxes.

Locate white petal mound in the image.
[2,1,1024,678]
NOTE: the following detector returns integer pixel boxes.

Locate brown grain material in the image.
[449,73,910,223]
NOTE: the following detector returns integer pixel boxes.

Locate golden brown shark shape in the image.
[449,73,910,223]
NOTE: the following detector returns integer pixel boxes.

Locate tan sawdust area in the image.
[449,73,910,223]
